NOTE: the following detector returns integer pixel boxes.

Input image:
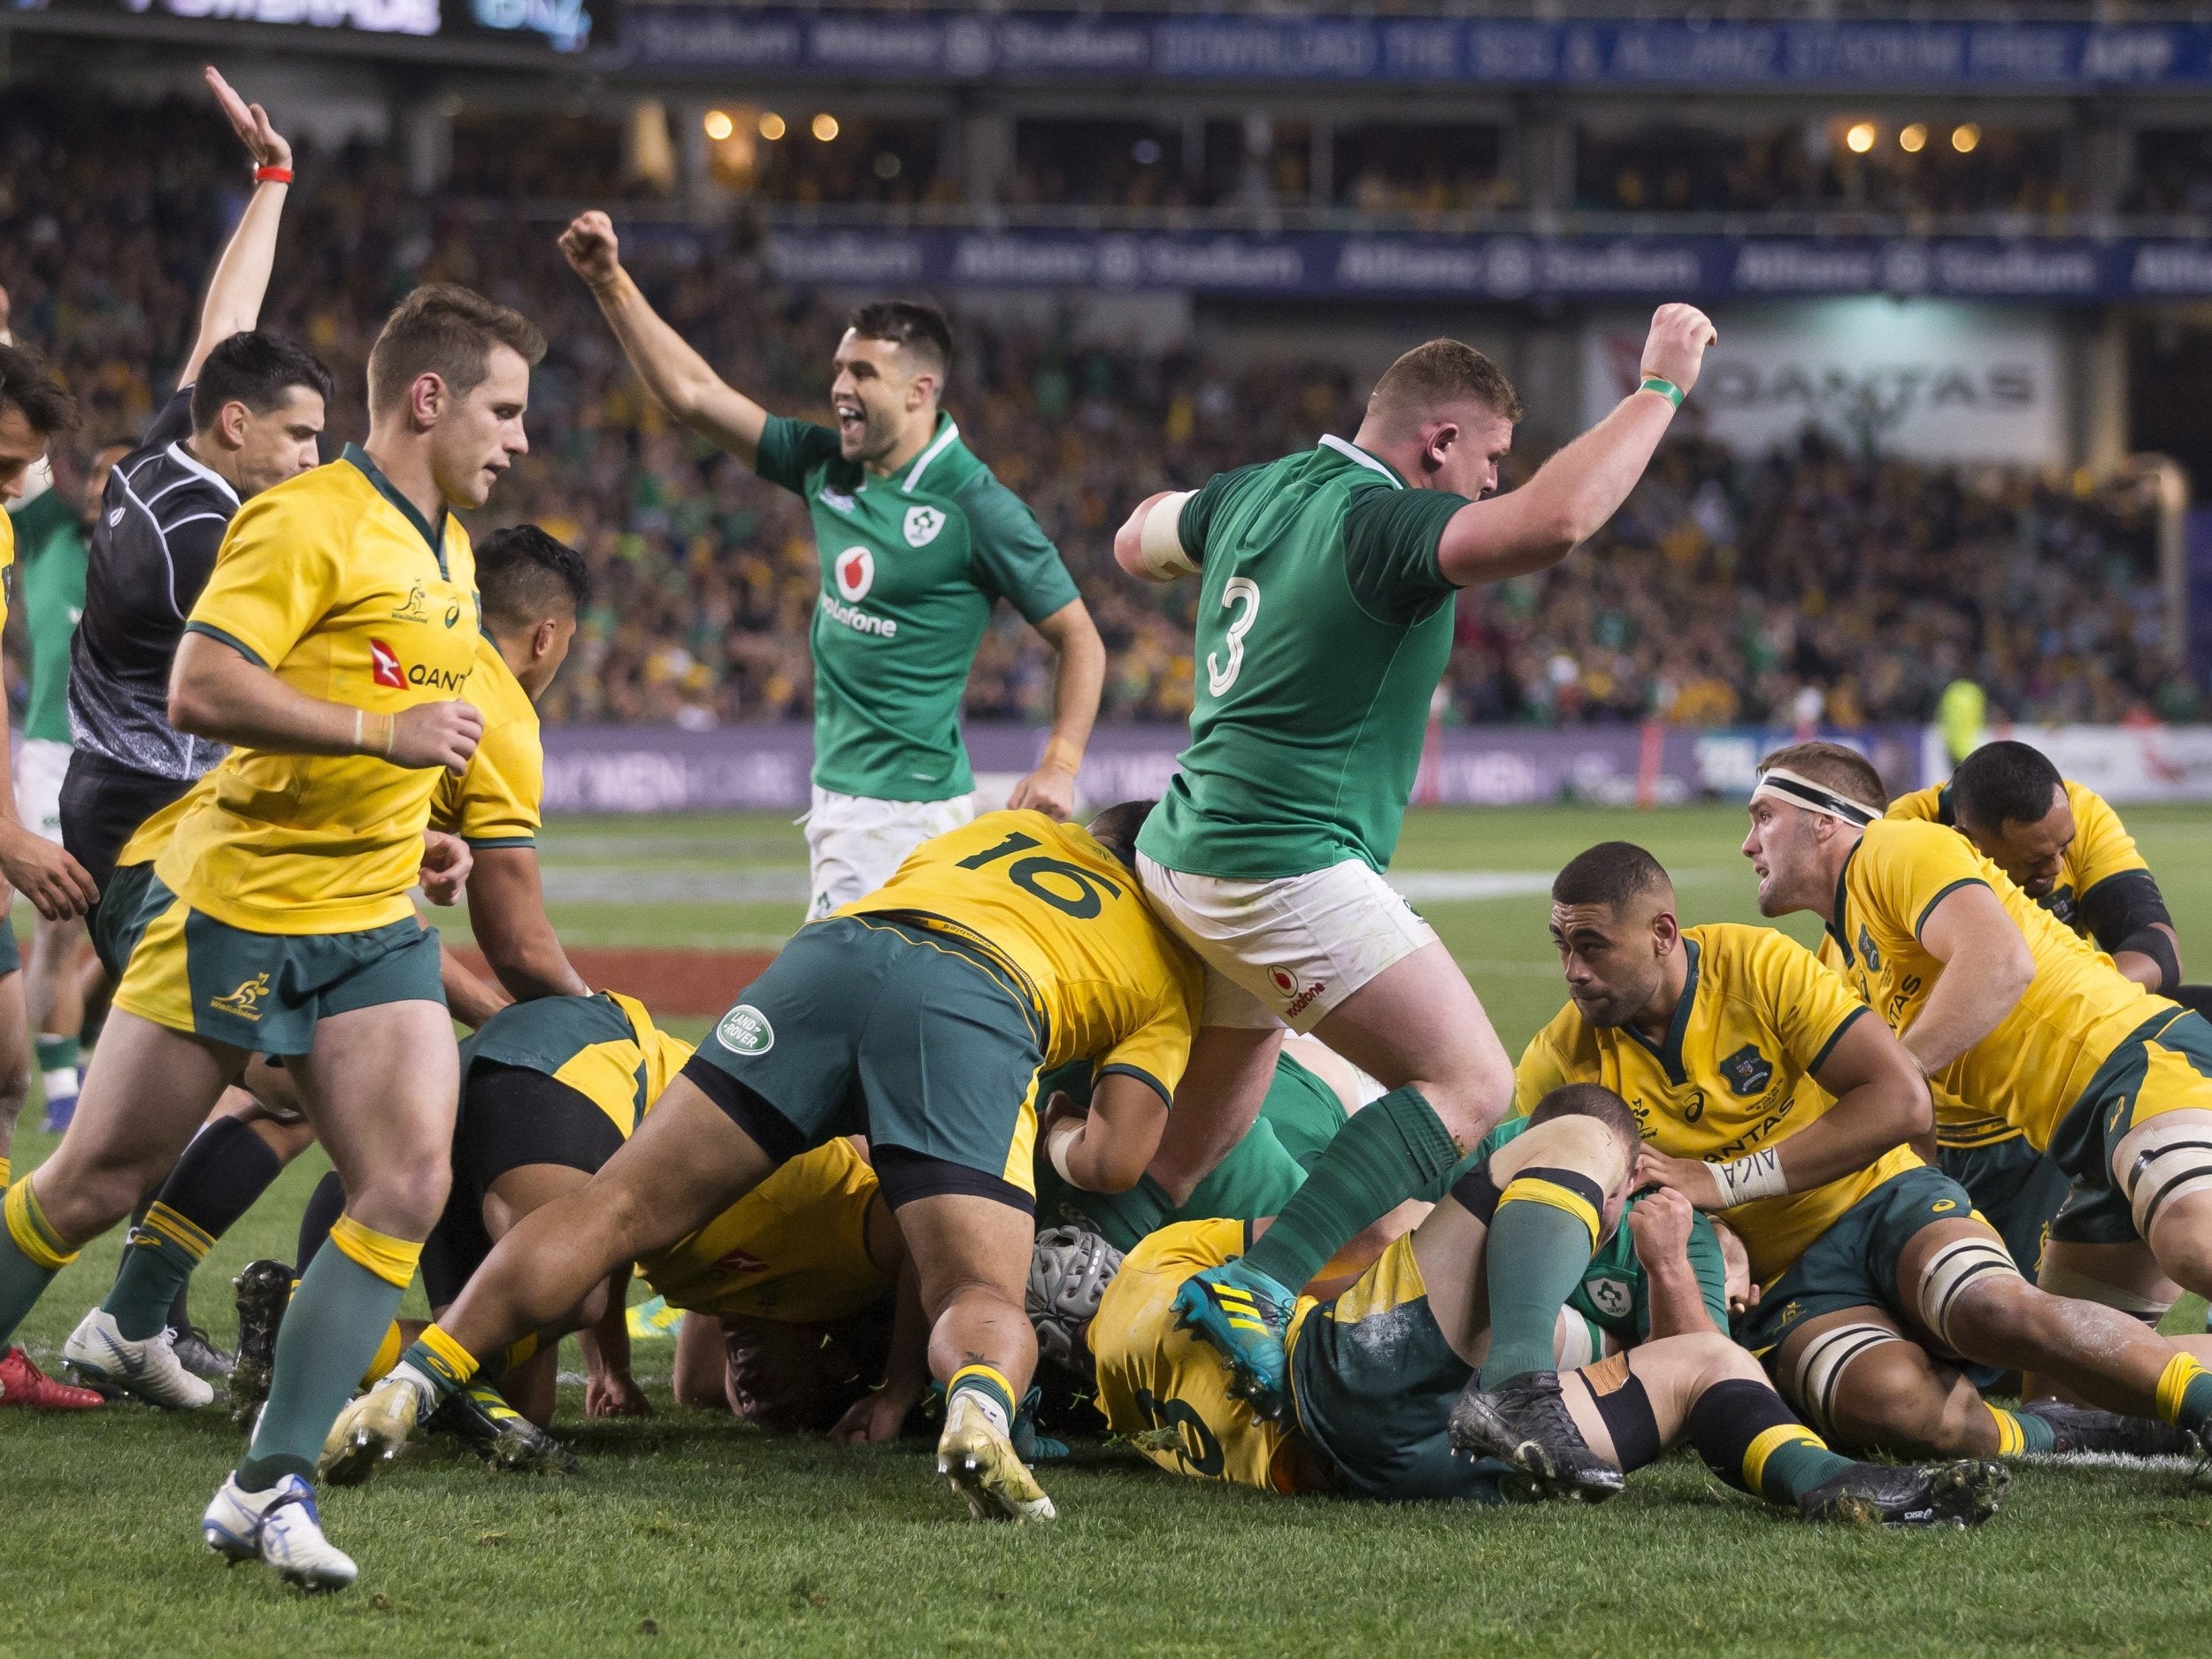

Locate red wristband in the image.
[254,165,293,184]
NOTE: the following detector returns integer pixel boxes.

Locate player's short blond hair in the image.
[368,283,547,413]
[1366,339,1524,434]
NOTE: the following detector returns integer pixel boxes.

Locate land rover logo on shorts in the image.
[1587,1278,1631,1317]
[903,504,944,547]
[834,547,875,602]
[718,1004,774,1055]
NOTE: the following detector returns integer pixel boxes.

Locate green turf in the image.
[9,803,2212,1656]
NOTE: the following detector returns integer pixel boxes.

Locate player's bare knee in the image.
[347,1160,452,1240]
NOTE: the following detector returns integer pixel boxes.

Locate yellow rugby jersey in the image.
[0,495,14,634]
[1828,818,2170,1152]
[430,638,541,849]
[839,810,1203,1097]
[465,989,695,1141]
[639,1138,894,1324]
[1889,778,2150,945]
[1090,1219,1317,1494]
[1515,923,1914,1288]
[164,445,480,934]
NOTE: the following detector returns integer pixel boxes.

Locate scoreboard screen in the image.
[9,0,600,53]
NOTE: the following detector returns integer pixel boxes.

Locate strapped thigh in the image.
[2116,1110,2212,1240]
[1915,1234,2022,1351]
[1783,1320,1912,1440]
[2037,1257,2177,1325]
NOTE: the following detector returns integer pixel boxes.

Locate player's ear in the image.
[1650,909,1679,953]
[408,370,447,431]
[219,400,250,450]
[1423,417,1460,475]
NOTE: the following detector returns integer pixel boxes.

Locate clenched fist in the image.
[1640,303,1719,398]
[559,211,624,290]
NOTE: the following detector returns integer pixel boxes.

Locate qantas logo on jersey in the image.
[408,662,472,693]
[834,546,876,602]
[369,639,406,688]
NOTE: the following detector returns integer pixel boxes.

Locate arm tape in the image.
[1137,491,1201,580]
[2078,870,2171,960]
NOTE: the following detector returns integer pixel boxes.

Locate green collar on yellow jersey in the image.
[1825,841,1863,966]
[1622,935,1701,1085]
[1934,781,1956,826]
[343,443,451,579]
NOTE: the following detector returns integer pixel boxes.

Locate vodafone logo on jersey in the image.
[833,546,876,603]
[369,638,406,689]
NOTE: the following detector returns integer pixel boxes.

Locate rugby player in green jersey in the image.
[1110,305,1717,1417]
[559,212,1104,912]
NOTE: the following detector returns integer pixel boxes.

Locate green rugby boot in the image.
[1171,1259,1296,1420]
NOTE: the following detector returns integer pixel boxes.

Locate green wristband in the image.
[1640,375,1686,410]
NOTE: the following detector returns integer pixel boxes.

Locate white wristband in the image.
[1712,1148,1789,1206]
[1046,1117,1084,1185]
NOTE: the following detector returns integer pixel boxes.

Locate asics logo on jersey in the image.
[903,505,944,547]
[369,639,405,688]
[835,546,876,602]
[209,972,273,1022]
[389,583,431,622]
[444,603,462,628]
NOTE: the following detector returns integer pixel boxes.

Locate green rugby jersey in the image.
[1033,1050,1349,1251]
[1478,1115,1732,1344]
[1135,437,1469,881]
[9,488,87,745]
[756,412,1079,803]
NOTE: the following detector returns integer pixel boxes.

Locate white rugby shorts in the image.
[16,737,69,843]
[1135,853,1439,1034]
[802,785,974,919]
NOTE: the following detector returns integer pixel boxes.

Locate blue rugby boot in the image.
[1171,1258,1296,1420]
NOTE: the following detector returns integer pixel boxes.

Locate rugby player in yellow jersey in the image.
[0,284,545,1588]
[1522,840,2193,1464]
[67,521,593,1417]
[0,334,110,1411]
[1058,1082,2002,1524]
[1889,740,2212,1281]
[1739,741,2212,1459]
[332,803,1202,1523]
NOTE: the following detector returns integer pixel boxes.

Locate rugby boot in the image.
[61,1308,214,1409]
[1798,1458,2008,1528]
[0,1344,104,1409]
[937,1387,1056,1523]
[1171,1258,1296,1420]
[1446,1371,1624,1502]
[227,1259,291,1427]
[319,1363,434,1487]
[427,1382,578,1475]
[173,1322,235,1383]
[203,1471,357,1591]
[2020,1401,2192,1458]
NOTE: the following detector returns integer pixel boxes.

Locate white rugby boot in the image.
[936,1386,1057,1523]
[202,1471,357,1591]
[62,1308,215,1409]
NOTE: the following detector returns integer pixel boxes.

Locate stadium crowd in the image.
[0,88,2193,733]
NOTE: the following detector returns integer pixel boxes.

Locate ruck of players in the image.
[12,66,2212,1597]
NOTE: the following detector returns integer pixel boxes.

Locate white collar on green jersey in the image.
[902,417,963,492]
[1318,433,1403,488]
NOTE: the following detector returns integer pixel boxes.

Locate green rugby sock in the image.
[0,1176,71,1346]
[35,1034,78,1078]
[103,1203,213,1340]
[1685,1378,1855,1506]
[1985,1404,2056,1455]
[238,1232,411,1491]
[948,1363,1018,1435]
[1240,1085,1459,1293]
[1477,1166,1604,1388]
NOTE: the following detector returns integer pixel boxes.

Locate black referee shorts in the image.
[60,749,191,901]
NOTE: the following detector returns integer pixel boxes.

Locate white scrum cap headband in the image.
[1751,765,1879,828]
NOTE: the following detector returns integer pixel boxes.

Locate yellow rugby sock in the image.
[328,1214,423,1288]
[495,1334,541,1374]
[0,1175,73,1343]
[403,1323,483,1396]
[2154,1352,2212,1432]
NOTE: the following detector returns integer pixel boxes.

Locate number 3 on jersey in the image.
[1206,577,1261,697]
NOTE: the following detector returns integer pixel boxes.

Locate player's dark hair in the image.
[1758,741,1888,815]
[1551,841,1673,914]
[1951,740,2064,833]
[0,342,78,437]
[476,524,590,634]
[1368,338,1524,431]
[189,331,334,433]
[1528,1083,1640,1155]
[1085,800,1156,872]
[846,299,954,378]
[368,283,546,414]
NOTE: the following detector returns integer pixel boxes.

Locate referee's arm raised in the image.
[558,211,769,467]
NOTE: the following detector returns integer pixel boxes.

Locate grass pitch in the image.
[9,803,2212,1657]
